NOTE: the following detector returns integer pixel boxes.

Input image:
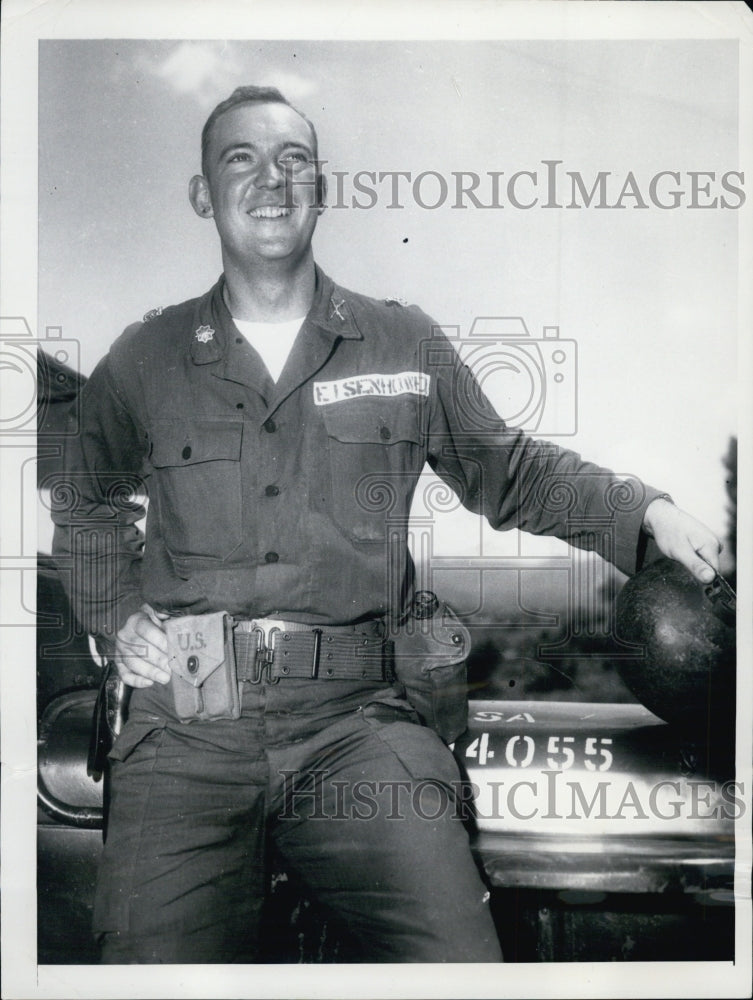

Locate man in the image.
[53,86,722,964]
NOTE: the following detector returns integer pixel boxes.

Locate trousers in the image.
[93,676,502,963]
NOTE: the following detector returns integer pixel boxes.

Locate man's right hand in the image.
[114,604,172,688]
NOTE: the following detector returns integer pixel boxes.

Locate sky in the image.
[37,38,740,570]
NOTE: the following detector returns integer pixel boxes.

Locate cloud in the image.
[143,42,316,109]
[156,43,228,95]
[260,71,316,102]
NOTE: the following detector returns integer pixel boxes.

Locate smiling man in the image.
[191,96,322,279]
[52,85,721,964]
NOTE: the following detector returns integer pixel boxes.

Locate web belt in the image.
[231,618,395,684]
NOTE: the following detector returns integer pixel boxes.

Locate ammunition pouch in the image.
[165,611,241,722]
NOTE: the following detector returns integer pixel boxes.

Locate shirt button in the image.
[235,337,243,344]
[379,426,391,441]
[264,551,279,564]
[263,419,277,433]
[236,402,244,410]
[181,445,192,460]
[265,484,279,497]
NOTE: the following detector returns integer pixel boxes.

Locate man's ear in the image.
[189,175,214,218]
[316,171,328,214]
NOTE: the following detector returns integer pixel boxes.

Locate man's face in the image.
[194,101,322,266]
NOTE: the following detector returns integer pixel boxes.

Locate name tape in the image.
[313,371,430,406]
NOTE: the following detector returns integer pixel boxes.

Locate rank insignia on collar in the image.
[329,297,346,322]
[143,307,163,322]
[195,324,215,343]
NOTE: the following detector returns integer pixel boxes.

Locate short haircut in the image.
[200,85,319,176]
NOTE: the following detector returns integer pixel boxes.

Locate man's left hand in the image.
[642,497,723,583]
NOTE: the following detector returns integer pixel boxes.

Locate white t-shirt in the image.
[232,316,306,382]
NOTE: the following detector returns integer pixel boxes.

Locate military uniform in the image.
[53,267,664,962]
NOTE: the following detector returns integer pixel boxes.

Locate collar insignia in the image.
[329,297,346,322]
[195,324,215,344]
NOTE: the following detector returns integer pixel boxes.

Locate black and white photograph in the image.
[1,1,752,998]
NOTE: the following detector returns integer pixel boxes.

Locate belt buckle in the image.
[249,618,285,683]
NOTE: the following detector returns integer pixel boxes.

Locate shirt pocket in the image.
[149,418,244,562]
[320,399,424,542]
